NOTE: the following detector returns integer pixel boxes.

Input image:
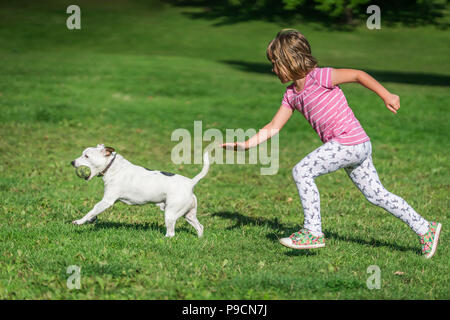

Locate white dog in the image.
[71,144,209,237]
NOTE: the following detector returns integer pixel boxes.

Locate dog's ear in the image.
[97,144,105,149]
[105,146,115,156]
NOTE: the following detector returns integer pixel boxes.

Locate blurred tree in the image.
[166,0,449,27]
[283,0,370,24]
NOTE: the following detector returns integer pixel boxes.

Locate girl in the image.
[221,29,441,258]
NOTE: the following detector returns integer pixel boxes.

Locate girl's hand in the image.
[220,142,247,151]
[383,93,400,114]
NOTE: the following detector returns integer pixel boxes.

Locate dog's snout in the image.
[71,160,75,167]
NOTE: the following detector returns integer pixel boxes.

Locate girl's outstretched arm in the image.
[331,69,400,114]
[221,105,293,150]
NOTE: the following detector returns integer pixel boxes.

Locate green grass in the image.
[0,0,448,299]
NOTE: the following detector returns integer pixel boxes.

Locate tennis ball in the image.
[75,166,91,179]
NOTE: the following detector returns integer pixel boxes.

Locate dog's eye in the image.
[85,155,89,158]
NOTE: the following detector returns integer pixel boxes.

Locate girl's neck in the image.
[294,77,307,93]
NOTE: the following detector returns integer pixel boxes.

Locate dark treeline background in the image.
[166,0,449,28]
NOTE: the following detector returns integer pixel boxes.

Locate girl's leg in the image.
[344,154,429,235]
[291,141,372,236]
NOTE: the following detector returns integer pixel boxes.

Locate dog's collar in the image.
[97,153,117,177]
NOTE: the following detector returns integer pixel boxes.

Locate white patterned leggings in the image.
[292,140,429,236]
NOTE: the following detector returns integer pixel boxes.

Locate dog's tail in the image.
[191,152,210,187]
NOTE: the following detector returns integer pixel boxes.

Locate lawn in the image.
[0,0,448,299]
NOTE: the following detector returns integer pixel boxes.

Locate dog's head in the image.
[71,144,115,180]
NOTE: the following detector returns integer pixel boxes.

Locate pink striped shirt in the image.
[282,67,370,146]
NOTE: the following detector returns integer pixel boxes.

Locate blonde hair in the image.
[266,29,317,81]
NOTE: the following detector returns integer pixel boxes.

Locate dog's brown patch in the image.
[105,146,115,156]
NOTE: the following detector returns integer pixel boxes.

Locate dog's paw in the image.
[72,219,84,225]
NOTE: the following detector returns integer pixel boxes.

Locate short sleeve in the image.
[281,88,295,110]
[316,67,334,89]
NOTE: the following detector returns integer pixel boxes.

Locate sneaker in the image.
[419,221,442,259]
[279,228,326,249]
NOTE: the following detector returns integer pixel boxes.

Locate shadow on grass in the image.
[212,211,287,232]
[325,230,420,254]
[70,220,195,236]
[220,60,450,87]
[212,211,419,254]
[212,211,317,256]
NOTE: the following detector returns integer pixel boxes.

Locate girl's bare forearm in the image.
[245,123,280,149]
[356,71,390,100]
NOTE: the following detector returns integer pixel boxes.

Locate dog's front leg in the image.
[73,198,115,225]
